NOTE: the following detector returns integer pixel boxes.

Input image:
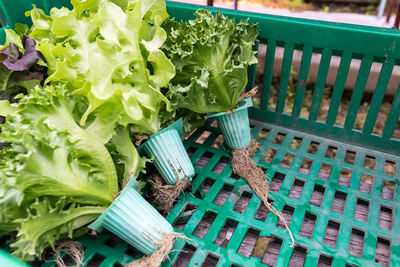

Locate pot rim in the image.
[137,118,183,154]
[206,97,253,119]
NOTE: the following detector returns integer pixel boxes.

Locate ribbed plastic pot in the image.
[88,178,174,255]
[207,97,253,149]
[0,251,28,267]
[139,118,195,185]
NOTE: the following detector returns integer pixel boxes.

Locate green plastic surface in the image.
[33,119,400,266]
[0,1,400,266]
[0,250,29,267]
[0,0,72,27]
[166,1,400,156]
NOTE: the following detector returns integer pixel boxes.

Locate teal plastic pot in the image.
[139,118,195,185]
[0,251,28,267]
[207,97,253,149]
[88,177,173,255]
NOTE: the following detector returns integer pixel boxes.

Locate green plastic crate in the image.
[1,1,400,266]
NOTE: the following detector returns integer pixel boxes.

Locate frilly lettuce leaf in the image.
[162,9,258,113]
[11,197,105,261]
[0,84,120,260]
[111,126,150,187]
[28,0,175,136]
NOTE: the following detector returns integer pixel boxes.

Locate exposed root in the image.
[149,173,190,214]
[54,240,84,267]
[231,139,295,247]
[227,86,258,114]
[126,232,186,267]
[238,86,258,103]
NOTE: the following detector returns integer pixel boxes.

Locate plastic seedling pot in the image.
[138,118,195,185]
[207,97,253,149]
[88,176,174,255]
[0,251,28,267]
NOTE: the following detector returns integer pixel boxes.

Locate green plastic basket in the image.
[1,1,400,266]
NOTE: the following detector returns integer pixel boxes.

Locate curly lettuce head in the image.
[27,0,175,136]
[163,9,258,114]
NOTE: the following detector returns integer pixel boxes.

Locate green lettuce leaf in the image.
[0,84,119,260]
[29,0,175,135]
[162,9,258,113]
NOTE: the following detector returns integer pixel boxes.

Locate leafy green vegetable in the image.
[0,0,173,260]
[0,84,118,260]
[0,32,46,99]
[28,0,175,136]
[162,9,258,114]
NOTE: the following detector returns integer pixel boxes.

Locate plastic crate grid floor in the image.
[44,119,400,267]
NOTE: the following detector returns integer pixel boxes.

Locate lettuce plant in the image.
[0,84,120,261]
[27,0,175,137]
[162,9,258,114]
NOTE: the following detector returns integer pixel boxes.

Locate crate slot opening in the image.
[318,253,333,267]
[339,168,352,187]
[384,160,396,176]
[173,203,198,230]
[254,199,273,222]
[299,158,313,175]
[212,156,230,174]
[280,153,295,169]
[379,206,393,230]
[195,152,214,169]
[211,134,224,149]
[299,212,317,239]
[213,184,234,206]
[104,235,120,248]
[273,132,287,145]
[289,137,303,149]
[276,205,295,229]
[196,178,215,199]
[307,141,320,154]
[349,228,365,257]
[323,220,340,248]
[289,246,307,266]
[262,147,278,163]
[318,163,333,180]
[288,178,305,200]
[124,245,139,258]
[233,191,253,214]
[172,244,197,267]
[325,145,337,159]
[256,128,270,140]
[344,150,356,164]
[270,172,286,192]
[359,174,373,193]
[195,131,212,144]
[193,211,217,239]
[331,191,347,214]
[364,155,376,170]
[87,253,106,267]
[310,184,326,207]
[382,180,395,200]
[214,219,238,248]
[261,236,283,266]
[237,228,261,258]
[354,198,369,222]
[375,237,391,267]
[202,253,220,267]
